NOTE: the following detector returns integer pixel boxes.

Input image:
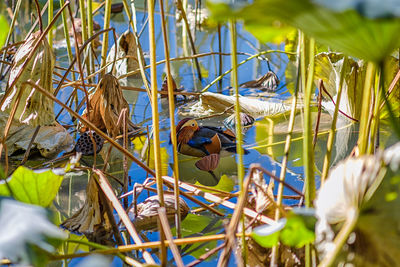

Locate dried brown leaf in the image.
[1,31,55,126]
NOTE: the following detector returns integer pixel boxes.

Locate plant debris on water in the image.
[0,0,399,266]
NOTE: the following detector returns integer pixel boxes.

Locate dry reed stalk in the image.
[100,0,112,73]
[158,207,185,267]
[94,169,156,264]
[160,0,182,238]
[162,175,276,224]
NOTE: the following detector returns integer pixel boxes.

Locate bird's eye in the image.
[192,123,195,126]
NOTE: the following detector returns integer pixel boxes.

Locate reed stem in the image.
[148,0,166,264]
[271,30,301,267]
[100,0,112,73]
[358,62,376,155]
[229,19,247,265]
[48,0,53,47]
[321,57,347,184]
[159,0,182,239]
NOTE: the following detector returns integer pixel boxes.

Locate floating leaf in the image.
[252,209,316,249]
[0,198,67,267]
[251,218,286,248]
[0,166,63,207]
[195,174,234,193]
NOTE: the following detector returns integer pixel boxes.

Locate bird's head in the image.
[176,118,199,144]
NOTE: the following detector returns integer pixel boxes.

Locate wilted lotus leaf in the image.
[0,111,73,158]
[106,30,144,84]
[1,31,55,127]
[129,194,189,231]
[240,71,280,91]
[80,73,140,137]
[224,112,255,133]
[61,175,113,245]
[182,92,291,118]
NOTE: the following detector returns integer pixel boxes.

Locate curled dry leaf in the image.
[69,18,101,47]
[161,75,179,99]
[80,73,140,137]
[106,30,144,84]
[129,194,189,231]
[61,176,113,245]
[240,71,280,91]
[250,170,275,216]
[1,31,55,127]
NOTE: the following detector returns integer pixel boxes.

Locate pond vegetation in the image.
[0,0,400,266]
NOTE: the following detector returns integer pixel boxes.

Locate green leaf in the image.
[251,219,286,248]
[195,174,234,193]
[0,198,67,267]
[0,15,9,48]
[0,166,63,207]
[280,212,316,248]
[252,209,316,249]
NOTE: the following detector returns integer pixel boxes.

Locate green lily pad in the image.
[0,166,63,207]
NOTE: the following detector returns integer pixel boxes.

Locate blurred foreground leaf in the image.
[0,198,67,267]
[252,209,316,248]
[208,0,400,62]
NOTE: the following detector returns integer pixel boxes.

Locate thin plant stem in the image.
[94,169,156,264]
[321,57,347,184]
[59,0,76,81]
[302,35,316,267]
[302,36,316,207]
[100,0,112,73]
[201,50,294,92]
[48,0,53,47]
[159,0,182,239]
[270,30,301,266]
[175,0,203,81]
[358,62,376,155]
[87,0,95,80]
[121,0,152,99]
[148,0,166,264]
[158,207,185,267]
[229,19,247,265]
[318,209,358,267]
[0,0,22,75]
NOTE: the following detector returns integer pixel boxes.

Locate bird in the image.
[175,118,247,158]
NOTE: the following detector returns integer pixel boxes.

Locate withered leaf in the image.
[1,31,55,127]
[80,73,139,136]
